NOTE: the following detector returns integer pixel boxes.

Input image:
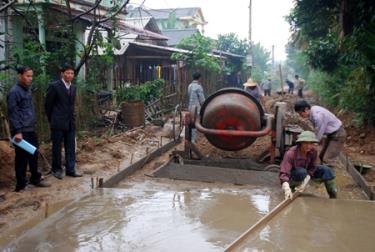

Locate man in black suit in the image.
[45,65,82,179]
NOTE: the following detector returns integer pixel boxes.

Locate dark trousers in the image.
[288,87,294,94]
[298,88,303,98]
[264,89,271,96]
[290,165,336,196]
[291,165,335,183]
[14,132,41,189]
[51,129,76,174]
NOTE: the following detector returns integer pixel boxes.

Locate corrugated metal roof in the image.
[161,29,199,46]
[48,4,167,41]
[212,50,244,59]
[128,7,202,20]
[115,41,224,60]
[115,41,191,55]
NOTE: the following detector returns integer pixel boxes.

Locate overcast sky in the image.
[129,0,294,61]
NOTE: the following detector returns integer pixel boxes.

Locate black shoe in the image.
[52,171,63,180]
[31,180,51,188]
[14,185,31,192]
[66,172,83,177]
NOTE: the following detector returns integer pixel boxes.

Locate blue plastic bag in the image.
[11,137,37,155]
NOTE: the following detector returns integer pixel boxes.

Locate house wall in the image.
[0,16,6,65]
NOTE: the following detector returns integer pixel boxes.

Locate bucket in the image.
[121,101,145,128]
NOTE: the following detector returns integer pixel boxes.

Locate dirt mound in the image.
[0,141,15,188]
[196,132,269,160]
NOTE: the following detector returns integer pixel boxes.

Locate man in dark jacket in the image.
[45,65,82,179]
[7,66,50,191]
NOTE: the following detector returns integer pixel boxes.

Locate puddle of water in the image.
[4,180,282,252]
[0,199,73,248]
[236,197,375,252]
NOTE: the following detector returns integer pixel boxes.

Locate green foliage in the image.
[116,79,165,104]
[305,33,339,71]
[217,33,250,56]
[216,33,249,73]
[171,33,221,73]
[287,0,375,125]
[251,42,271,82]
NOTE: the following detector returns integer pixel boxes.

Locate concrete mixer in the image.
[152,88,304,186]
[195,88,272,151]
[178,88,302,165]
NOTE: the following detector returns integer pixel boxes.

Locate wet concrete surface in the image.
[235,197,375,252]
[4,179,282,251]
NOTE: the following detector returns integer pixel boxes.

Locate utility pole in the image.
[248,0,252,43]
[272,45,275,69]
[246,0,253,75]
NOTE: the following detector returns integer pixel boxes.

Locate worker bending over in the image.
[280,131,337,199]
[294,100,346,167]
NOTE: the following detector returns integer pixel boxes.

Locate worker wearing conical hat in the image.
[243,78,265,108]
[280,131,337,200]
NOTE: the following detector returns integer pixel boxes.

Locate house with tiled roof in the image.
[127,7,206,46]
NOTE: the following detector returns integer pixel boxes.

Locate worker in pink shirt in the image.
[294,100,346,167]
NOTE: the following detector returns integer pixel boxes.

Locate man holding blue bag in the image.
[7,66,51,192]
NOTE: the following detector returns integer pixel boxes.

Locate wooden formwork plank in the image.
[102,139,181,188]
[340,153,374,200]
[152,163,278,186]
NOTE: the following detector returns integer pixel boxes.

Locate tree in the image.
[216,33,249,56]
[0,0,130,139]
[287,0,375,125]
[171,33,221,73]
[251,42,271,82]
[0,0,129,74]
[216,33,249,73]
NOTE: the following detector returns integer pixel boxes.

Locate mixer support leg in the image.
[185,140,205,160]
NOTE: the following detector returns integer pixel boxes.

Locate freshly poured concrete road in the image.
[236,197,375,252]
[5,180,282,251]
[5,179,375,251]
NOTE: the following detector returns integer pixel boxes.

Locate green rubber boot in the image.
[324,179,337,199]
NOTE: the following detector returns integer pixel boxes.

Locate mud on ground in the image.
[0,124,176,244]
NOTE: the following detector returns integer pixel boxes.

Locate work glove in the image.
[295,175,311,193]
[282,182,293,200]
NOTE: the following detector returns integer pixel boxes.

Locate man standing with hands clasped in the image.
[45,65,82,179]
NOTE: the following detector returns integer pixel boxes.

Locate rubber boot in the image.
[324,179,337,199]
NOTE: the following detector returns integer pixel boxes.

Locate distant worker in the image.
[261,78,272,96]
[286,79,294,94]
[7,66,50,192]
[188,72,205,143]
[294,74,305,98]
[280,131,337,199]
[226,71,243,88]
[233,71,243,89]
[243,78,265,108]
[294,100,346,167]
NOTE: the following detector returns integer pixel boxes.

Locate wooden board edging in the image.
[340,153,374,200]
[102,139,181,188]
